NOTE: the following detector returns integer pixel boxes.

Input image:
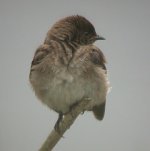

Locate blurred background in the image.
[0,0,150,151]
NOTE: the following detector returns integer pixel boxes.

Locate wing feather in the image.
[89,48,107,72]
[89,47,107,120]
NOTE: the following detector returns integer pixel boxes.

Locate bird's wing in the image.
[30,44,56,74]
[73,45,107,120]
[89,47,107,72]
[73,45,107,72]
[31,44,51,67]
[89,47,107,120]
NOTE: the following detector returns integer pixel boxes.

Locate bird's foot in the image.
[54,113,63,133]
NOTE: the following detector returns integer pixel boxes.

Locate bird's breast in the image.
[30,66,108,114]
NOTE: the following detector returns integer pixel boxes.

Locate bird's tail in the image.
[92,102,106,120]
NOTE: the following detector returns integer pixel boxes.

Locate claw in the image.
[54,113,63,133]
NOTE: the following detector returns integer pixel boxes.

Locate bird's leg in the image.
[54,112,63,132]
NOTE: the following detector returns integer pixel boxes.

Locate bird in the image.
[29,15,109,130]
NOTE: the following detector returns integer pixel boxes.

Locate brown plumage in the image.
[29,15,109,129]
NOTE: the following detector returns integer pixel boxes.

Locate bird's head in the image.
[45,15,105,45]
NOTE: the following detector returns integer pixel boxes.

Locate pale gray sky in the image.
[0,0,150,151]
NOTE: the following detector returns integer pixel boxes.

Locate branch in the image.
[39,98,92,151]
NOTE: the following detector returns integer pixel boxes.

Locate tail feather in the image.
[92,102,106,120]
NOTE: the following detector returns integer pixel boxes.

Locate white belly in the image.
[30,67,109,114]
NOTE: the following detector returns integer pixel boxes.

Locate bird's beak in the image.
[95,35,106,40]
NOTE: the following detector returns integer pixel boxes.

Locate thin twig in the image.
[39,98,92,151]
